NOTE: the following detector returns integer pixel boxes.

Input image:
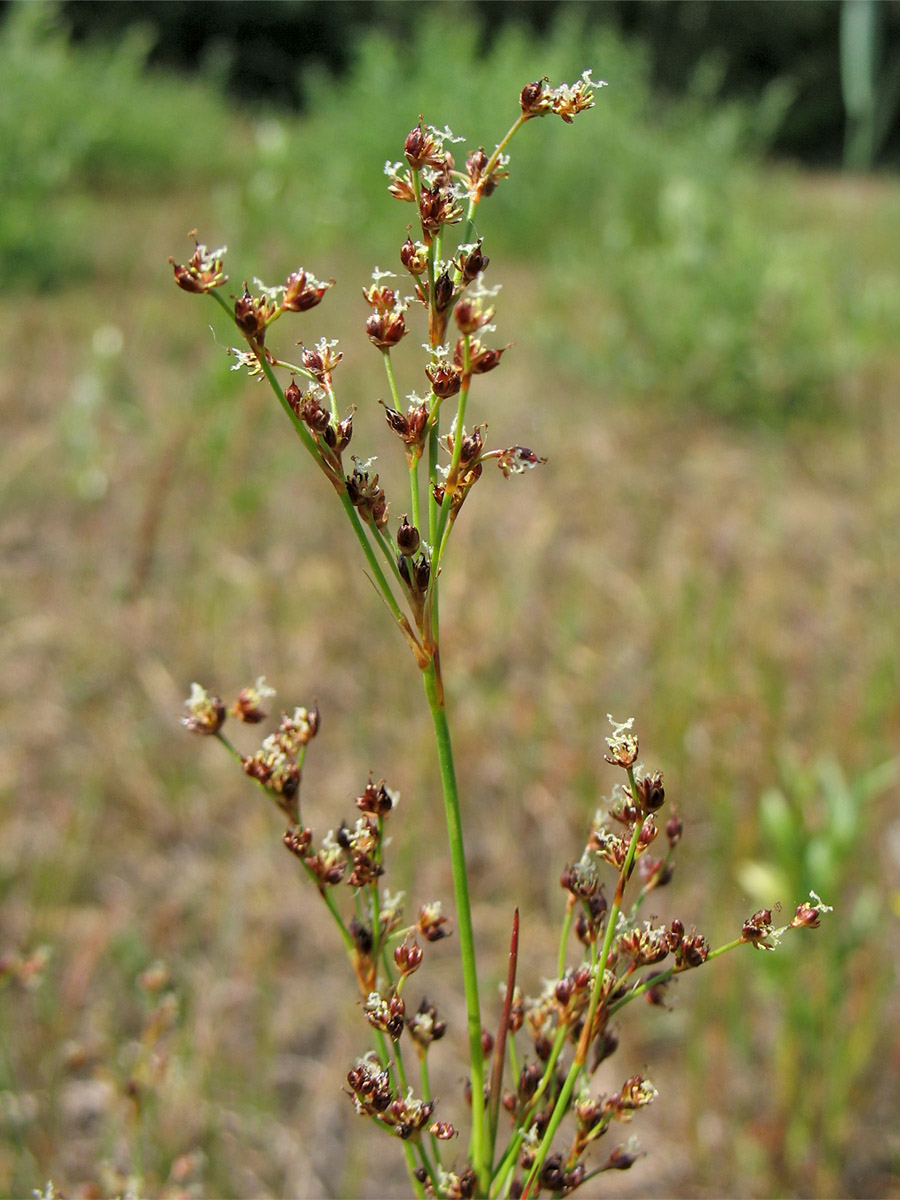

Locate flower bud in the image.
[433,271,455,313]
[169,232,228,293]
[397,516,421,557]
[355,779,394,816]
[520,78,551,119]
[282,268,333,312]
[400,237,429,276]
[666,814,683,846]
[413,554,430,592]
[394,935,423,977]
[454,296,493,336]
[404,121,443,170]
[234,284,274,344]
[635,771,665,813]
[366,310,407,349]
[425,360,462,398]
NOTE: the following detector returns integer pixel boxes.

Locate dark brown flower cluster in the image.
[182,682,318,824]
[285,378,354,490]
[519,72,604,124]
[346,1052,452,1142]
[169,231,228,293]
[346,457,389,530]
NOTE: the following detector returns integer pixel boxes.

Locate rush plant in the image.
[172,75,828,1198]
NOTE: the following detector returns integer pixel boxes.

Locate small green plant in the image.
[172,75,828,1198]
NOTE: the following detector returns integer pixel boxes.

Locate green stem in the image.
[422,658,487,1192]
[381,348,403,408]
[409,458,422,533]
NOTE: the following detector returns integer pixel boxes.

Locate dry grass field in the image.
[2,158,899,1198]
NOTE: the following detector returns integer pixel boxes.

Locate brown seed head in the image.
[349,916,373,955]
[387,169,417,203]
[362,283,401,314]
[454,296,494,336]
[418,902,451,942]
[282,268,333,312]
[433,270,456,313]
[560,857,600,899]
[791,900,824,928]
[382,400,428,448]
[665,814,684,846]
[520,78,552,119]
[283,827,313,858]
[635,771,665,813]
[169,232,228,293]
[300,339,343,385]
[429,1121,458,1141]
[230,676,275,724]
[404,121,445,171]
[677,929,709,968]
[394,935,423,977]
[465,150,508,200]
[425,359,463,398]
[604,1144,640,1171]
[234,283,276,344]
[366,310,408,349]
[418,180,462,236]
[400,236,429,276]
[356,778,395,816]
[276,706,318,753]
[397,516,421,557]
[407,997,447,1053]
[454,337,507,375]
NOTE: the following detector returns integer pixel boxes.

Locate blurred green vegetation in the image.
[0,1,239,286]
[2,2,899,1197]
[4,1,900,423]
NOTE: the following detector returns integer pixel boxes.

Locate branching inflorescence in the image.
[173,74,829,1199]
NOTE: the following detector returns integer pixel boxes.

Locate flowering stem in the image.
[422,657,487,1192]
[487,908,519,1162]
[208,291,409,632]
[522,787,645,1196]
[459,115,528,246]
[372,1028,430,1199]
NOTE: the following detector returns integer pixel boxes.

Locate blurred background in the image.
[1,1,899,1196]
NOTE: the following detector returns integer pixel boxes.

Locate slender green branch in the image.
[422,659,487,1191]
[381,348,403,408]
[458,114,528,248]
[408,459,422,533]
